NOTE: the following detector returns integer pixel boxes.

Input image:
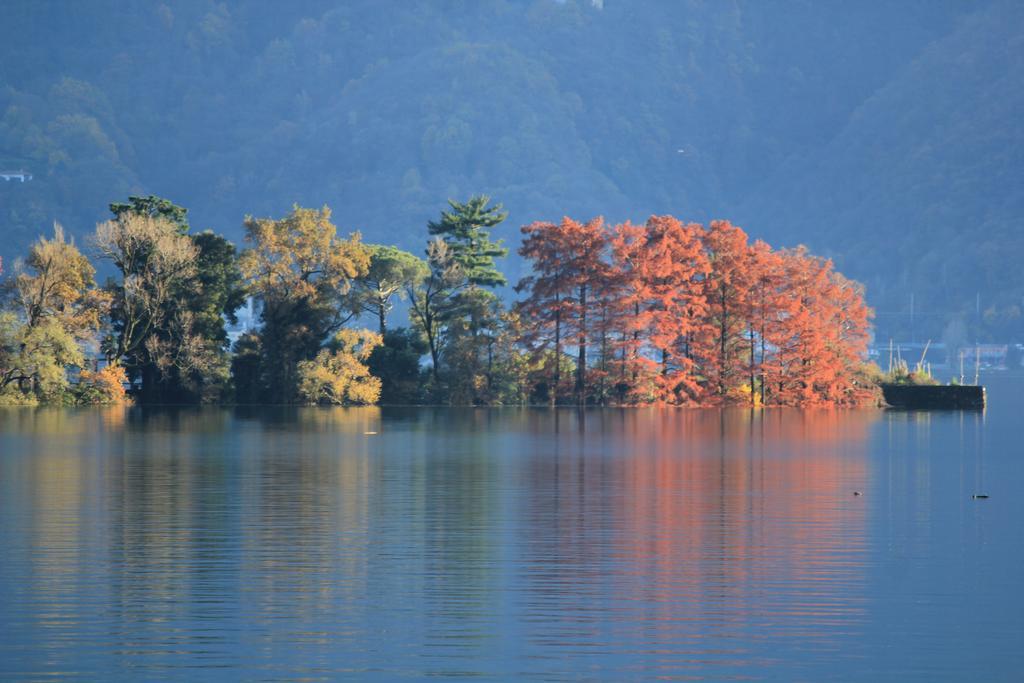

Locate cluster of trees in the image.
[0,196,244,405]
[0,193,876,407]
[517,216,875,406]
[0,225,124,405]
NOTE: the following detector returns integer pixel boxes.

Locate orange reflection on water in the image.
[621,409,873,570]
[6,404,885,676]
[522,408,880,659]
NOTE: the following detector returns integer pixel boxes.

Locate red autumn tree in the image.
[517,216,612,404]
[563,217,611,404]
[609,220,661,401]
[696,220,755,403]
[646,216,708,404]
[611,216,709,404]
[589,247,626,404]
[516,214,876,408]
[516,219,575,404]
[744,240,791,406]
[822,270,875,404]
[772,248,874,405]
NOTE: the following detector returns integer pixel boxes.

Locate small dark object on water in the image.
[972,494,990,499]
[853,491,863,496]
[881,383,985,409]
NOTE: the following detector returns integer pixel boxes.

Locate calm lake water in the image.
[1,379,1022,681]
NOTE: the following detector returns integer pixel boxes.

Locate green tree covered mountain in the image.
[0,0,1017,339]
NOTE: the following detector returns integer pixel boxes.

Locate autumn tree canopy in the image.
[2,192,877,408]
[95,197,244,404]
[0,225,104,402]
[239,205,370,402]
[518,215,874,406]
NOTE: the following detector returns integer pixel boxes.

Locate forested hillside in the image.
[1,0,1018,340]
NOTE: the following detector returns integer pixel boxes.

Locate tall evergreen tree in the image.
[109,195,190,235]
[417,196,510,401]
[427,195,509,288]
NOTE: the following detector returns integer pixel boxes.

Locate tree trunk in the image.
[749,327,756,407]
[599,304,608,405]
[428,327,440,384]
[631,301,640,382]
[141,362,158,405]
[760,318,767,406]
[719,289,728,397]
[553,298,560,406]
[576,284,587,405]
[486,334,494,395]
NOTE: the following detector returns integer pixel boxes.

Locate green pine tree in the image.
[427,195,509,288]
[109,195,190,234]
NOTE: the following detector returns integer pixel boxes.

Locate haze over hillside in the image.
[1,0,1020,341]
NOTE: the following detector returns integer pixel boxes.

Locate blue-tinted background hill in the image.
[1,0,1020,340]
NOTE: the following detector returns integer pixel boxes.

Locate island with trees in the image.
[0,194,881,408]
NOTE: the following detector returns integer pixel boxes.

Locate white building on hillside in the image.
[1,169,33,182]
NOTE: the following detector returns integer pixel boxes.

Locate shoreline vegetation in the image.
[1,194,884,409]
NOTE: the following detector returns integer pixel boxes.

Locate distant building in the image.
[959,344,1008,369]
[871,341,947,367]
[1,169,33,182]
[226,298,259,347]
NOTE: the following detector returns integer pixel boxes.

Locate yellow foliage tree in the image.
[15,223,108,339]
[0,224,107,403]
[239,205,370,401]
[76,363,129,405]
[296,329,383,405]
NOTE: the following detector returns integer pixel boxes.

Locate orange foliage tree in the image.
[745,240,790,406]
[770,248,874,406]
[610,216,708,404]
[517,217,612,405]
[516,214,875,407]
[76,364,129,405]
[696,220,755,403]
[516,219,575,404]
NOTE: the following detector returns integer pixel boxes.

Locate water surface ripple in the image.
[1,380,1022,680]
